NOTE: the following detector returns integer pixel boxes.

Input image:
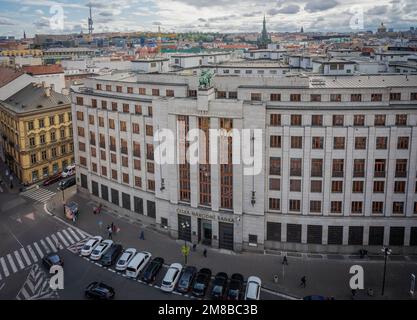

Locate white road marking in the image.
[51,234,63,250]
[73,228,87,239]
[40,239,51,254]
[67,228,81,242]
[20,248,32,266]
[6,254,18,273]
[0,257,10,277]
[62,229,75,244]
[45,237,57,252]
[26,245,38,263]
[56,231,69,247]
[19,287,30,300]
[13,251,25,269]
[33,242,44,258]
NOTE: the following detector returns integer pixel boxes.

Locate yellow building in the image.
[0,82,74,184]
[0,49,43,57]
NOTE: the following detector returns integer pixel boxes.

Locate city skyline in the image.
[0,0,417,37]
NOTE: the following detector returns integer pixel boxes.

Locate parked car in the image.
[43,172,62,186]
[176,266,197,293]
[115,248,137,271]
[59,177,76,190]
[85,282,115,300]
[61,165,75,178]
[141,257,164,283]
[125,251,151,278]
[100,244,123,266]
[226,273,244,300]
[81,236,103,257]
[161,263,183,292]
[192,268,212,297]
[244,276,261,300]
[90,240,113,261]
[210,272,228,300]
[42,253,64,269]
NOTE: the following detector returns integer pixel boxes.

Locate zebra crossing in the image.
[16,264,58,300]
[20,186,56,204]
[0,227,88,281]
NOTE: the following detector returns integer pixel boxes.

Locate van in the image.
[62,165,75,178]
[100,244,123,267]
[125,251,151,278]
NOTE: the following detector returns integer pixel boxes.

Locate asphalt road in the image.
[0,180,282,300]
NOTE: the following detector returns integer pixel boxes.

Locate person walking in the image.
[139,230,145,240]
[192,243,197,252]
[203,249,207,257]
[107,226,113,239]
[300,276,306,288]
[282,255,288,265]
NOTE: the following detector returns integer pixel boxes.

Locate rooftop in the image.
[0,67,25,88]
[23,64,64,75]
[1,83,70,114]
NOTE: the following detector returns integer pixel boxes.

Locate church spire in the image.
[258,14,271,49]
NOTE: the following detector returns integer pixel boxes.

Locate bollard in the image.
[273,275,279,283]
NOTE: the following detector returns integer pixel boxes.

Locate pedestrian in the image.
[111,222,116,233]
[107,226,113,239]
[203,249,207,257]
[300,276,306,288]
[139,230,145,240]
[282,255,288,265]
[192,243,197,251]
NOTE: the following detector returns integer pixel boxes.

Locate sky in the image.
[0,0,416,38]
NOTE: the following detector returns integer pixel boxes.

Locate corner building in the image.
[72,72,417,254]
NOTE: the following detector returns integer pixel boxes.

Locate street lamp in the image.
[180,221,190,265]
[381,246,392,296]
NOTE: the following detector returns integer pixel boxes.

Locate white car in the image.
[61,165,75,178]
[90,240,113,261]
[81,236,103,257]
[244,276,262,300]
[161,263,183,292]
[125,251,151,278]
[115,248,137,271]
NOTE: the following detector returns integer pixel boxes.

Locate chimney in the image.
[45,87,51,97]
[42,81,47,88]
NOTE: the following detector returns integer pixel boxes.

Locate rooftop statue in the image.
[199,69,213,89]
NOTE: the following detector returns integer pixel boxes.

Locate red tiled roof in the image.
[0,67,25,87]
[22,64,64,75]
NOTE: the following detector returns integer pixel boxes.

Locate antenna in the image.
[88,3,94,37]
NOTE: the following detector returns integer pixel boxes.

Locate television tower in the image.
[88,3,94,37]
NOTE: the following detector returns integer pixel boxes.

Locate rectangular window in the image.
[188,90,197,97]
[132,123,140,134]
[77,111,84,121]
[289,200,301,212]
[91,99,97,108]
[134,159,141,170]
[251,93,261,101]
[269,198,280,210]
[353,114,365,126]
[332,180,343,193]
[101,100,107,109]
[120,121,127,132]
[352,180,364,193]
[311,180,322,193]
[116,86,122,93]
[397,137,409,149]
[105,85,111,91]
[311,159,323,177]
[376,137,387,149]
[373,181,385,193]
[372,202,384,214]
[148,180,155,191]
[311,137,323,149]
[135,176,142,188]
[351,94,362,102]
[290,179,301,192]
[269,157,281,175]
[122,173,129,184]
[374,159,386,177]
[148,106,153,117]
[290,136,302,149]
[151,89,159,96]
[310,201,322,213]
[269,178,280,191]
[270,93,281,101]
[333,115,344,126]
[351,201,363,214]
[355,137,367,150]
[270,135,281,148]
[101,166,107,176]
[135,105,142,115]
[390,93,401,101]
[374,115,386,126]
[123,104,129,113]
[394,181,406,193]
[290,158,302,176]
[353,159,365,177]
[333,137,345,149]
[395,114,407,126]
[310,94,321,102]
[165,89,174,97]
[108,119,115,129]
[270,114,281,126]
[330,94,341,102]
[217,91,226,99]
[76,97,84,105]
[146,125,153,136]
[392,202,404,214]
[331,201,342,214]
[111,102,118,111]
[96,84,102,90]
[290,94,301,102]
[395,159,407,177]
[139,88,146,95]
[127,87,133,94]
[332,159,344,177]
[371,93,382,102]
[311,115,323,126]
[291,114,302,126]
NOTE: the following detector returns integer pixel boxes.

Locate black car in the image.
[100,244,123,266]
[191,268,212,297]
[59,177,76,190]
[42,253,64,269]
[210,272,228,300]
[141,257,164,283]
[85,282,115,300]
[226,273,244,300]
[176,266,197,293]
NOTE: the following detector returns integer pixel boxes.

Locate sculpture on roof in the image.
[199,69,213,89]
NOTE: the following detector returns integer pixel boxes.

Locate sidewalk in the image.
[46,191,417,300]
[0,160,23,193]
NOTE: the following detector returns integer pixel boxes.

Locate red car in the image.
[43,172,63,186]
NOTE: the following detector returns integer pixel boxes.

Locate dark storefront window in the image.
[178,214,191,242]
[410,227,417,246]
[348,226,364,245]
[389,227,405,246]
[286,224,302,243]
[91,181,99,197]
[134,197,143,214]
[307,225,323,244]
[368,226,384,246]
[219,222,234,250]
[101,185,109,201]
[122,193,131,210]
[80,174,88,189]
[328,226,343,245]
[267,222,281,241]
[147,201,156,219]
[111,188,119,206]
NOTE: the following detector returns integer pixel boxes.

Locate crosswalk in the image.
[0,227,88,281]
[20,187,56,204]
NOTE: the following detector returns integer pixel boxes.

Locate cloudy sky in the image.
[0,0,416,37]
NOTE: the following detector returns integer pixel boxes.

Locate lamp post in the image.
[180,221,190,265]
[381,247,392,296]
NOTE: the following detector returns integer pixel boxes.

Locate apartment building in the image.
[72,71,417,254]
[0,83,73,184]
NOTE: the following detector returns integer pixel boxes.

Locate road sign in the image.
[410,274,415,296]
